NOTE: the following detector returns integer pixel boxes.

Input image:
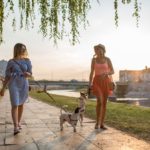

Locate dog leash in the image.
[83,121,96,123]
[68,114,78,122]
[37,88,56,102]
[13,60,56,102]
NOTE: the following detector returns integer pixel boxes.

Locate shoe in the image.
[14,128,20,135]
[100,125,107,130]
[95,123,99,129]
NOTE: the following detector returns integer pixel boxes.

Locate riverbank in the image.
[30,91,150,142]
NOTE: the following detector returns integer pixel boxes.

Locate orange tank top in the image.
[94,59,110,76]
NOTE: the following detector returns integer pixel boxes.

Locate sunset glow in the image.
[0,0,150,81]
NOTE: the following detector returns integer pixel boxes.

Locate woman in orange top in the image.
[89,44,114,129]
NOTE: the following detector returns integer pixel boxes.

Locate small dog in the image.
[77,92,87,126]
[59,106,81,132]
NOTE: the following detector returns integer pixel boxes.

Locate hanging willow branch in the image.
[114,0,140,27]
[0,0,4,44]
[0,0,141,45]
[114,0,119,27]
[132,0,140,27]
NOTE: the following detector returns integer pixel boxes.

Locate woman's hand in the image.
[0,88,5,96]
[88,84,93,96]
[24,72,31,78]
[88,82,93,89]
[100,73,109,80]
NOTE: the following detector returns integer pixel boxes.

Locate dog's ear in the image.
[74,107,81,113]
[81,93,87,99]
[80,92,82,96]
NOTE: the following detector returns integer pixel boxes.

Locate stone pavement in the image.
[0,91,150,150]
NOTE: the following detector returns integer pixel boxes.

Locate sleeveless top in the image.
[94,58,110,76]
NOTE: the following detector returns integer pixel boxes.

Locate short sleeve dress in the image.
[5,59,32,106]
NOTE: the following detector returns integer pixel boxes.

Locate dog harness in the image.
[68,114,78,123]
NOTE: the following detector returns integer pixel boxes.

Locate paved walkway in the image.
[0,91,150,150]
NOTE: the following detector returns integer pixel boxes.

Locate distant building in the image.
[0,60,8,77]
[116,67,150,98]
[119,67,150,83]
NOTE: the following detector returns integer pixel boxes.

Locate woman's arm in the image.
[0,76,10,96]
[1,77,9,89]
[0,60,12,96]
[89,58,95,87]
[24,59,32,78]
[106,57,114,75]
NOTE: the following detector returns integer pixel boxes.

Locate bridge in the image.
[29,80,89,90]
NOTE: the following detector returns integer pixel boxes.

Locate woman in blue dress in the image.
[0,43,32,135]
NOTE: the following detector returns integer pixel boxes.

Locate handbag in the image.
[108,81,115,90]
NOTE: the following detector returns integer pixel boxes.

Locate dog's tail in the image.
[60,105,68,114]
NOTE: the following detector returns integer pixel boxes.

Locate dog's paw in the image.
[74,129,77,132]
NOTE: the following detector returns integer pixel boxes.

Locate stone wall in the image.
[125,82,150,98]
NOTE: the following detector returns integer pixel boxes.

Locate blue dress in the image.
[5,59,32,106]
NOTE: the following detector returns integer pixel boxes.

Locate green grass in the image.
[30,91,150,142]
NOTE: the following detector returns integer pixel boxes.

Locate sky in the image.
[0,0,150,81]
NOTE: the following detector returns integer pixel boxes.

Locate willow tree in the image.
[0,0,140,45]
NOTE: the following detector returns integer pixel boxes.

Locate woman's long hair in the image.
[13,43,28,59]
[93,44,106,58]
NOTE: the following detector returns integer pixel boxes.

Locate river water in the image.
[48,89,150,107]
[47,89,81,98]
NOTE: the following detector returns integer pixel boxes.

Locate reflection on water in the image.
[116,98,150,107]
[117,98,149,101]
[48,89,80,98]
[48,89,150,107]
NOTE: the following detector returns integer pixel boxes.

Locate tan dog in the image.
[77,92,87,126]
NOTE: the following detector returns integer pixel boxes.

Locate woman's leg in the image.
[11,106,19,131]
[18,104,24,128]
[95,97,101,128]
[11,106,18,127]
[100,94,108,128]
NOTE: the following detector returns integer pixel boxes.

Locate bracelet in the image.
[106,72,111,76]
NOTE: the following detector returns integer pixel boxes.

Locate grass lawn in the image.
[30,91,150,142]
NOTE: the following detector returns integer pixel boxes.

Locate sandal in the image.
[14,128,20,135]
[18,124,22,130]
[95,123,99,129]
[100,125,107,130]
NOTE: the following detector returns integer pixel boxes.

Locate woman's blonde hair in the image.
[93,43,106,58]
[13,43,28,58]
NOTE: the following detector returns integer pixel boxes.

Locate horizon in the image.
[1,58,150,82]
